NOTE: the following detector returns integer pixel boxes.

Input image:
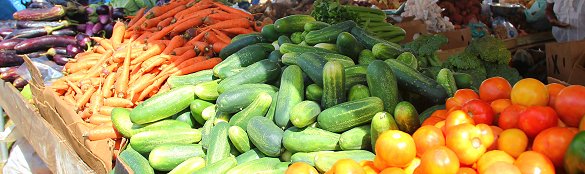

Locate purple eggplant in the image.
[98,14,110,24]
[52,28,76,36]
[16,20,70,29]
[76,34,91,48]
[76,24,86,32]
[113,8,125,20]
[44,47,67,57]
[85,22,94,36]
[0,28,13,37]
[0,50,24,67]
[12,77,28,88]
[86,7,95,15]
[92,22,103,34]
[13,5,65,21]
[26,51,47,58]
[0,67,19,82]
[4,24,67,39]
[104,23,113,38]
[96,5,110,15]
[52,54,70,65]
[0,38,25,50]
[13,35,76,53]
[66,45,82,57]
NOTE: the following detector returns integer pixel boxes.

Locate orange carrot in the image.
[65,79,82,94]
[64,94,76,106]
[67,59,98,74]
[76,86,96,110]
[212,29,231,43]
[187,41,209,54]
[137,74,169,102]
[221,27,254,35]
[175,2,213,19]
[157,17,175,30]
[104,97,134,108]
[191,28,210,42]
[92,37,114,51]
[212,42,227,53]
[84,50,114,78]
[208,12,246,21]
[95,45,106,54]
[200,18,251,31]
[162,36,186,55]
[102,73,116,98]
[204,31,222,44]
[147,23,181,42]
[89,114,112,125]
[115,42,132,97]
[174,57,222,75]
[128,8,146,27]
[213,2,253,19]
[143,5,186,28]
[99,106,114,116]
[90,89,103,115]
[86,123,122,141]
[171,45,194,55]
[129,73,157,102]
[166,56,207,74]
[138,55,169,74]
[79,108,92,119]
[131,43,165,64]
[170,16,205,36]
[111,21,126,49]
[178,8,218,21]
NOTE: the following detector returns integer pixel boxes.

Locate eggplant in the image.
[112,8,125,20]
[104,23,113,38]
[0,20,17,29]
[4,25,67,39]
[52,54,70,65]
[98,15,110,24]
[52,28,76,36]
[76,24,86,32]
[16,20,70,29]
[0,28,13,37]
[0,38,25,50]
[76,34,91,48]
[28,1,54,9]
[12,77,28,88]
[66,45,82,57]
[0,50,24,67]
[13,35,76,53]
[26,51,47,58]
[13,5,65,21]
[0,67,19,82]
[92,23,103,34]
[96,5,110,15]
[85,22,94,36]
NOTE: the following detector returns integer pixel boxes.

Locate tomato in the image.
[510,78,549,106]
[360,161,379,174]
[482,161,521,174]
[497,128,528,158]
[488,126,503,151]
[403,157,421,174]
[476,150,515,174]
[462,99,495,125]
[444,110,475,132]
[517,106,559,138]
[490,99,512,115]
[513,151,555,174]
[446,89,480,110]
[554,85,585,127]
[413,125,445,157]
[379,167,406,174]
[580,115,585,131]
[373,155,389,170]
[546,83,566,106]
[328,159,366,174]
[532,127,578,167]
[445,123,494,165]
[498,104,526,130]
[479,77,512,102]
[457,167,477,174]
[418,146,459,174]
[375,130,416,168]
[286,162,319,174]
[422,110,447,126]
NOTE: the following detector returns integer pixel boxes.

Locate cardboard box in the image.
[396,19,428,44]
[545,40,585,84]
[22,56,113,174]
[567,54,585,85]
[437,28,472,50]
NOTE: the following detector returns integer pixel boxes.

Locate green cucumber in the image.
[281,150,293,162]
[370,112,398,149]
[348,84,370,101]
[290,101,321,128]
[118,148,154,174]
[130,85,196,124]
[305,20,357,45]
[129,129,201,154]
[339,125,371,150]
[148,144,205,171]
[168,157,206,174]
[190,99,214,125]
[273,162,291,173]
[281,52,354,67]
[229,92,272,129]
[247,117,284,157]
[314,43,338,52]
[261,24,280,42]
[322,61,346,109]
[453,72,473,89]
[279,43,336,54]
[314,150,375,172]
[291,152,321,166]
[367,60,400,112]
[231,33,262,43]
[344,64,368,90]
[213,111,232,125]
[358,49,376,65]
[283,127,341,152]
[350,26,396,49]
[194,79,220,101]
[277,35,292,46]
[317,97,384,133]
[167,69,214,88]
[385,59,448,104]
[437,68,457,97]
[419,105,445,124]
[291,32,304,44]
[372,43,403,60]
[217,59,281,93]
[275,65,305,128]
[293,53,328,86]
[132,120,192,137]
[274,15,316,33]
[304,21,331,31]
[216,84,278,113]
[265,92,278,120]
[397,52,418,70]
[337,32,364,59]
[236,148,266,164]
[200,117,214,149]
[298,41,309,46]
[214,44,273,79]
[394,101,420,134]
[201,104,216,121]
[197,156,237,174]
[206,122,231,165]
[228,126,251,153]
[226,158,281,174]
[220,35,266,59]
[305,84,323,102]
[111,108,134,138]
[173,110,195,128]
[268,50,283,65]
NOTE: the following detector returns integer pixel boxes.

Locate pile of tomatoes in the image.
[286,77,585,174]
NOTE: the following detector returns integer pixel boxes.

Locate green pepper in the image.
[565,131,585,174]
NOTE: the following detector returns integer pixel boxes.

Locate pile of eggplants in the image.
[76,4,125,38]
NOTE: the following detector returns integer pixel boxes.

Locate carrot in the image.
[170,16,205,36]
[79,108,92,119]
[174,57,222,75]
[157,17,175,30]
[178,7,218,21]
[171,45,194,55]
[208,12,246,21]
[199,18,251,31]
[213,2,253,19]
[64,94,76,106]
[95,45,106,54]
[76,86,96,110]
[128,8,147,27]
[137,74,169,102]
[203,31,222,44]
[102,73,116,98]
[212,42,227,53]
[92,37,114,51]
[115,42,132,97]
[212,29,231,43]
[175,2,213,19]
[221,27,254,35]
[104,97,134,108]
[147,22,181,42]
[128,73,157,102]
[111,21,126,49]
[143,6,186,29]
[138,55,170,75]
[131,43,165,64]
[165,56,207,74]
[65,79,82,94]
[89,114,112,125]
[191,28,210,43]
[86,123,122,141]
[99,106,114,116]
[162,36,186,55]
[90,89,103,115]
[83,50,114,78]
[67,59,98,74]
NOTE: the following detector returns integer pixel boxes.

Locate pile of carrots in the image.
[48,0,261,142]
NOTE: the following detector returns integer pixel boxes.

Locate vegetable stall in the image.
[0,0,584,173]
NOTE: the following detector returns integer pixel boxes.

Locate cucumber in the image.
[281,52,354,67]
[201,104,217,121]
[348,84,370,101]
[129,129,202,154]
[173,110,195,128]
[370,112,398,149]
[190,99,214,125]
[273,162,291,173]
[337,32,364,60]
[236,148,266,164]
[314,150,375,172]
[231,33,262,43]
[261,24,280,42]
[277,35,292,46]
[130,86,196,124]
[358,49,376,65]
[131,120,192,137]
[313,43,338,52]
[344,5,387,16]
[305,20,357,45]
[265,92,278,120]
[206,122,231,165]
[279,43,336,54]
[317,97,384,133]
[274,15,316,33]
[384,59,448,104]
[344,64,368,90]
[228,126,251,153]
[111,108,134,138]
[397,52,418,70]
[283,127,341,152]
[419,105,445,124]
[214,44,273,79]
[453,72,473,89]
[350,26,396,49]
[267,50,283,64]
[200,117,215,149]
[196,156,237,174]
[213,111,232,125]
[216,84,278,113]
[167,69,214,88]
[229,92,272,129]
[305,84,323,102]
[339,125,371,150]
[304,21,331,31]
[291,32,304,44]
[226,158,281,174]
[292,52,328,86]
[290,101,321,128]
[220,35,265,59]
[322,61,346,109]
[298,41,309,46]
[394,101,420,134]
[118,148,154,174]
[194,79,220,101]
[247,117,284,157]
[275,65,305,128]
[367,60,400,112]
[436,68,457,97]
[217,59,281,93]
[291,152,321,166]
[372,42,403,60]
[168,157,206,174]
[148,144,205,171]
[281,150,293,162]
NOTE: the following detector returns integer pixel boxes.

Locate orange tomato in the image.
[479,77,512,102]
[422,116,445,126]
[446,123,494,165]
[510,78,549,106]
[476,150,515,174]
[379,167,406,174]
[487,126,503,151]
[419,146,460,174]
[514,151,555,174]
[497,128,528,158]
[413,125,445,157]
[498,104,526,130]
[328,159,366,174]
[360,160,379,173]
[490,99,512,115]
[375,130,416,167]
[286,162,319,174]
[373,155,390,170]
[435,120,446,133]
[402,157,421,174]
[482,161,521,174]
[546,83,566,106]
[457,167,477,174]
[554,85,585,127]
[446,89,480,110]
[532,127,578,167]
[580,115,585,131]
[444,110,475,132]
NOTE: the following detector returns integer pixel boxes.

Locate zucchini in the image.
[196,156,237,174]
[214,44,273,79]
[453,72,473,89]
[173,110,195,128]
[394,101,420,134]
[337,32,364,60]
[130,85,196,124]
[206,122,231,165]
[279,43,336,54]
[229,92,272,129]
[194,79,220,101]
[148,144,205,171]
[283,127,341,152]
[226,158,281,174]
[236,148,266,164]
[436,68,457,97]
[265,92,278,120]
[216,84,278,113]
[217,59,281,93]
[313,43,338,52]
[348,84,370,101]
[372,42,403,60]
[168,157,206,174]
[385,59,448,104]
[277,35,292,46]
[317,97,384,133]
[275,65,305,128]
[322,61,346,109]
[358,49,376,65]
[220,35,265,59]
[129,129,202,154]
[274,15,316,33]
[370,112,398,149]
[290,101,321,128]
[291,32,304,44]
[305,20,357,45]
[118,148,154,174]
[350,26,396,49]
[247,117,284,157]
[367,60,400,112]
[344,64,368,90]
[304,21,331,31]
[396,52,418,70]
[314,150,375,172]
[305,84,323,102]
[339,125,371,150]
[167,69,213,88]
[261,24,280,42]
[190,99,214,125]
[228,126,251,153]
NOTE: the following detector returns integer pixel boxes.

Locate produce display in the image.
[438,0,487,26]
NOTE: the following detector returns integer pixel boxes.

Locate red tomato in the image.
[498,104,526,130]
[518,106,559,138]
[446,89,480,110]
[554,85,585,127]
[461,99,495,125]
[532,127,578,167]
[479,77,512,102]
[546,83,566,106]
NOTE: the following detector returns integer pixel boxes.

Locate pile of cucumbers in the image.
[112,15,453,174]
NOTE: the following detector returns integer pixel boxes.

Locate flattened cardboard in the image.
[545,40,585,82]
[567,54,585,85]
[396,20,428,44]
[437,28,472,50]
